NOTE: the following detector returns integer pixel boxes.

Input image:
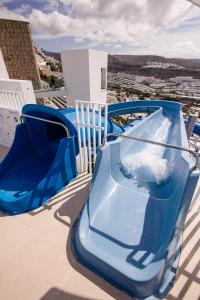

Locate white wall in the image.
[89,49,108,104]
[0,79,36,112]
[0,107,20,147]
[61,49,108,105]
[0,79,36,147]
[61,49,90,104]
[0,49,9,79]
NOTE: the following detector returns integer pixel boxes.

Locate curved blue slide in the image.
[0,104,123,215]
[193,122,200,136]
[0,105,77,214]
[73,100,199,298]
[60,106,124,147]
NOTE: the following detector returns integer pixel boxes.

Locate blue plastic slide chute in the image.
[0,104,77,214]
[59,107,124,147]
[73,100,199,299]
[193,122,200,136]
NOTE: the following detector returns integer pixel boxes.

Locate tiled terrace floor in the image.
[0,146,199,300]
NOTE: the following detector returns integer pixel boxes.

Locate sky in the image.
[0,0,200,58]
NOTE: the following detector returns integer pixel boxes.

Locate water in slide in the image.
[73,101,199,298]
[121,116,171,185]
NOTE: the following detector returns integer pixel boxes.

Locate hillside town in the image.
[142,61,185,70]
[108,72,200,99]
[35,47,63,89]
[107,72,200,116]
[34,46,200,118]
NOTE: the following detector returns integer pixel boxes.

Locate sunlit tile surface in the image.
[0,146,199,300]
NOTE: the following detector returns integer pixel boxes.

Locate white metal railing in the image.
[21,114,69,136]
[0,90,24,111]
[75,101,108,174]
[0,79,36,112]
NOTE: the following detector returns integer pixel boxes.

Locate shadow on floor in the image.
[166,210,200,300]
[29,173,91,217]
[54,173,200,300]
[53,176,133,300]
[40,287,94,300]
[0,211,7,217]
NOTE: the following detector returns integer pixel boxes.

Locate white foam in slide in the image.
[122,117,172,184]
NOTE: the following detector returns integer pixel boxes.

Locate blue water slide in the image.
[73,100,199,298]
[107,100,160,117]
[193,122,200,136]
[0,105,77,214]
[60,107,124,148]
[0,103,124,215]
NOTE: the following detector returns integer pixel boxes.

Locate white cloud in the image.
[29,9,71,36]
[14,4,32,15]
[126,23,200,58]
[0,0,200,58]
[114,44,122,49]
[59,0,73,5]
[130,41,200,58]
[29,0,194,44]
[75,37,84,43]
[0,6,26,21]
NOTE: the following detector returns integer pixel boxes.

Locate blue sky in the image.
[0,0,200,58]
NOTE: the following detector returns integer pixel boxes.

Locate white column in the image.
[0,49,9,79]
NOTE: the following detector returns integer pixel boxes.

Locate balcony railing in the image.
[0,90,24,111]
[0,79,36,112]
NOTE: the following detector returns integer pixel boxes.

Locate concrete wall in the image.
[61,49,108,104]
[0,48,9,79]
[0,18,41,90]
[61,49,90,103]
[89,49,108,104]
[0,107,20,147]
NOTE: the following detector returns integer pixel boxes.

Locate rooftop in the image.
[0,145,199,300]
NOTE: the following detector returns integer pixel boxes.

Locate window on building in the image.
[101,68,106,90]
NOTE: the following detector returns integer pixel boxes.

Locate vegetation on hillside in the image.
[40,73,64,88]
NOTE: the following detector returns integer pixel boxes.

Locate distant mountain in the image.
[108,55,200,79]
[43,50,61,62]
[109,55,200,69]
[43,50,200,79]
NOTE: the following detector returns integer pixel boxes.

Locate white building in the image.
[61,49,108,105]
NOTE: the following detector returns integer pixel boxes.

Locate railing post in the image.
[75,100,108,174]
[75,102,84,173]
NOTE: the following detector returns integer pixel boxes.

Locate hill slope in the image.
[43,50,200,79]
[108,55,200,79]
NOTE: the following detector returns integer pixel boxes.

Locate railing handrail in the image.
[190,136,200,143]
[0,90,20,94]
[105,105,161,116]
[102,133,199,171]
[21,114,69,137]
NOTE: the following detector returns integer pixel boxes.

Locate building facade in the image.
[0,18,41,89]
[61,49,108,104]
